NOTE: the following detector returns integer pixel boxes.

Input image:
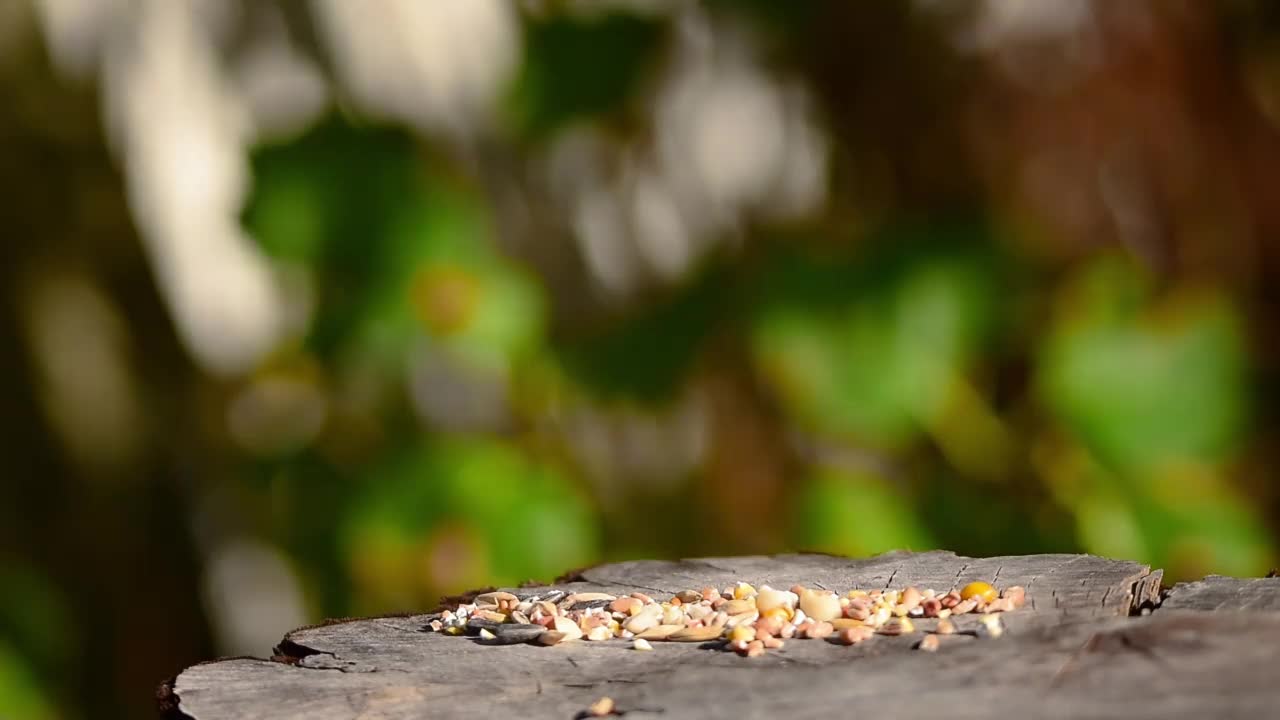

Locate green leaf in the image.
[751,228,999,447]
[792,468,934,556]
[342,439,598,605]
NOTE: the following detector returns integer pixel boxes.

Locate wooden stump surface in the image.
[162,551,1280,719]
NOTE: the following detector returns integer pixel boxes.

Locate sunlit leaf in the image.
[342,439,598,608]
[752,230,998,447]
[792,468,934,556]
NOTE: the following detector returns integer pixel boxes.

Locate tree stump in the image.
[160,551,1280,719]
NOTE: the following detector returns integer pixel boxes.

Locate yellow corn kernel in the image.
[960,582,998,603]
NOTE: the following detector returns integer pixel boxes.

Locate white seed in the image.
[979,614,1004,638]
[633,638,653,651]
[799,590,842,622]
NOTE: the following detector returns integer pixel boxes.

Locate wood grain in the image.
[166,552,1280,720]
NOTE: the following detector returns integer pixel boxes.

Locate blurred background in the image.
[2,0,1279,717]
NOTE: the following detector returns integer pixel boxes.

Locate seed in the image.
[799,590,842,622]
[984,597,1015,613]
[677,590,702,603]
[661,605,684,625]
[538,631,567,646]
[670,625,724,642]
[762,606,793,623]
[632,638,653,651]
[755,587,797,613]
[844,605,871,621]
[779,623,796,639]
[920,598,942,618]
[916,634,940,652]
[979,614,1004,638]
[474,610,506,624]
[763,635,785,649]
[723,599,755,616]
[609,598,641,615]
[901,586,922,611]
[553,616,583,641]
[1002,586,1026,608]
[745,640,766,657]
[879,618,914,636]
[837,626,873,645]
[867,607,891,627]
[586,626,613,642]
[935,618,956,635]
[803,621,834,640]
[734,582,757,600]
[631,592,655,604]
[637,624,684,640]
[623,605,663,633]
[572,593,618,603]
[960,582,998,603]
[588,696,615,717]
[701,587,718,601]
[939,590,961,609]
[728,625,756,644]
[952,599,978,615]
[754,615,783,636]
[474,591,518,607]
[686,604,712,621]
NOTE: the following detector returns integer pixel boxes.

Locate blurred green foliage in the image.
[4,2,1280,719]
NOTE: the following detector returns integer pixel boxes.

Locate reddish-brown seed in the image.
[609,598,642,615]
[804,621,835,640]
[917,634,940,652]
[921,598,942,618]
[745,640,766,657]
[755,616,783,637]
[763,635,785,649]
[837,626,873,645]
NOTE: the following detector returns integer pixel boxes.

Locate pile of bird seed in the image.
[426,580,1025,657]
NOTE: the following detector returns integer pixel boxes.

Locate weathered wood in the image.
[1161,575,1280,612]
[165,552,1280,720]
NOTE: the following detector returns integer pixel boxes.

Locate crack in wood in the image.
[883,568,899,590]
